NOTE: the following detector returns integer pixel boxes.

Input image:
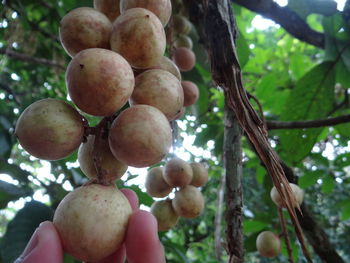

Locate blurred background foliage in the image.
[0,0,350,262]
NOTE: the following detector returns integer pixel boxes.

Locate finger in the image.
[125,210,165,263]
[89,244,126,263]
[121,188,139,211]
[14,221,63,263]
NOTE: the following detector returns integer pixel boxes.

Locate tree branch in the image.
[0,47,65,70]
[267,114,350,130]
[232,0,325,48]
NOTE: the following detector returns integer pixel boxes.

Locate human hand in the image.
[14,189,165,263]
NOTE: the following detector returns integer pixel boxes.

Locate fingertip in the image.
[121,188,139,211]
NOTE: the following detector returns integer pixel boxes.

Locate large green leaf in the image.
[0,201,54,263]
[0,160,30,184]
[278,62,336,165]
[0,180,32,208]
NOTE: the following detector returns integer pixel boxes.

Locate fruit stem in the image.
[278,207,295,263]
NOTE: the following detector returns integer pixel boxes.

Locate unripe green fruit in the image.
[53,184,132,262]
[78,135,128,182]
[66,48,134,117]
[172,185,204,218]
[110,8,166,68]
[270,183,304,208]
[145,167,173,197]
[256,231,281,258]
[151,199,179,231]
[94,0,121,22]
[59,7,112,57]
[120,0,172,26]
[174,35,193,49]
[130,69,184,120]
[15,99,84,160]
[108,105,172,168]
[163,157,193,187]
[182,80,199,107]
[173,15,191,35]
[172,47,196,72]
[190,162,208,187]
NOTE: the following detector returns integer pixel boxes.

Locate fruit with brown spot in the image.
[15,99,84,161]
[163,157,193,187]
[151,199,179,231]
[172,47,196,72]
[182,81,199,107]
[110,8,166,68]
[270,183,304,208]
[145,167,173,198]
[190,162,208,187]
[172,185,204,218]
[120,0,172,26]
[130,69,184,120]
[53,184,132,262]
[78,135,128,182]
[66,48,134,116]
[109,105,172,168]
[256,231,281,258]
[94,0,121,22]
[59,7,112,57]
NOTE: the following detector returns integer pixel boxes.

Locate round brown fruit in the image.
[53,184,132,262]
[145,167,173,197]
[173,107,185,120]
[172,185,204,218]
[130,69,184,120]
[120,0,172,26]
[174,35,193,49]
[163,157,193,187]
[256,231,281,258]
[172,47,196,72]
[270,183,304,208]
[78,135,128,182]
[182,80,199,107]
[109,105,172,168]
[190,162,208,187]
[94,0,121,22]
[151,199,179,231]
[59,7,111,57]
[110,8,166,69]
[173,15,191,35]
[15,99,84,160]
[66,48,134,117]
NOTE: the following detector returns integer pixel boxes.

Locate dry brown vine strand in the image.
[278,207,294,263]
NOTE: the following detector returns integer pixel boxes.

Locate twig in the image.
[214,169,226,259]
[278,208,294,263]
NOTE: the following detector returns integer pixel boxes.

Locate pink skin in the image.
[15,189,165,263]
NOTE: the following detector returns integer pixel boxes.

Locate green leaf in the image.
[243,220,268,233]
[0,201,54,263]
[299,170,323,188]
[0,180,32,208]
[321,175,335,193]
[126,185,154,207]
[278,62,336,165]
[0,160,30,184]
[339,200,350,220]
[236,31,250,68]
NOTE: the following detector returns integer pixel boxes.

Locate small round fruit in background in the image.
[78,135,128,182]
[145,167,173,198]
[15,99,84,161]
[163,157,193,187]
[174,35,193,49]
[172,47,196,72]
[270,183,304,208]
[182,80,199,107]
[256,231,281,258]
[109,105,172,168]
[53,184,132,262]
[59,7,112,57]
[120,0,172,26]
[94,0,121,22]
[66,48,134,117]
[172,185,204,218]
[151,199,179,231]
[173,15,191,35]
[190,162,208,187]
[110,8,166,69]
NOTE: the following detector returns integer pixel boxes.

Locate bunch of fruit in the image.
[256,183,304,258]
[14,0,206,261]
[146,158,208,231]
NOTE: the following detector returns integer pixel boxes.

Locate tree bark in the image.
[224,104,244,263]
